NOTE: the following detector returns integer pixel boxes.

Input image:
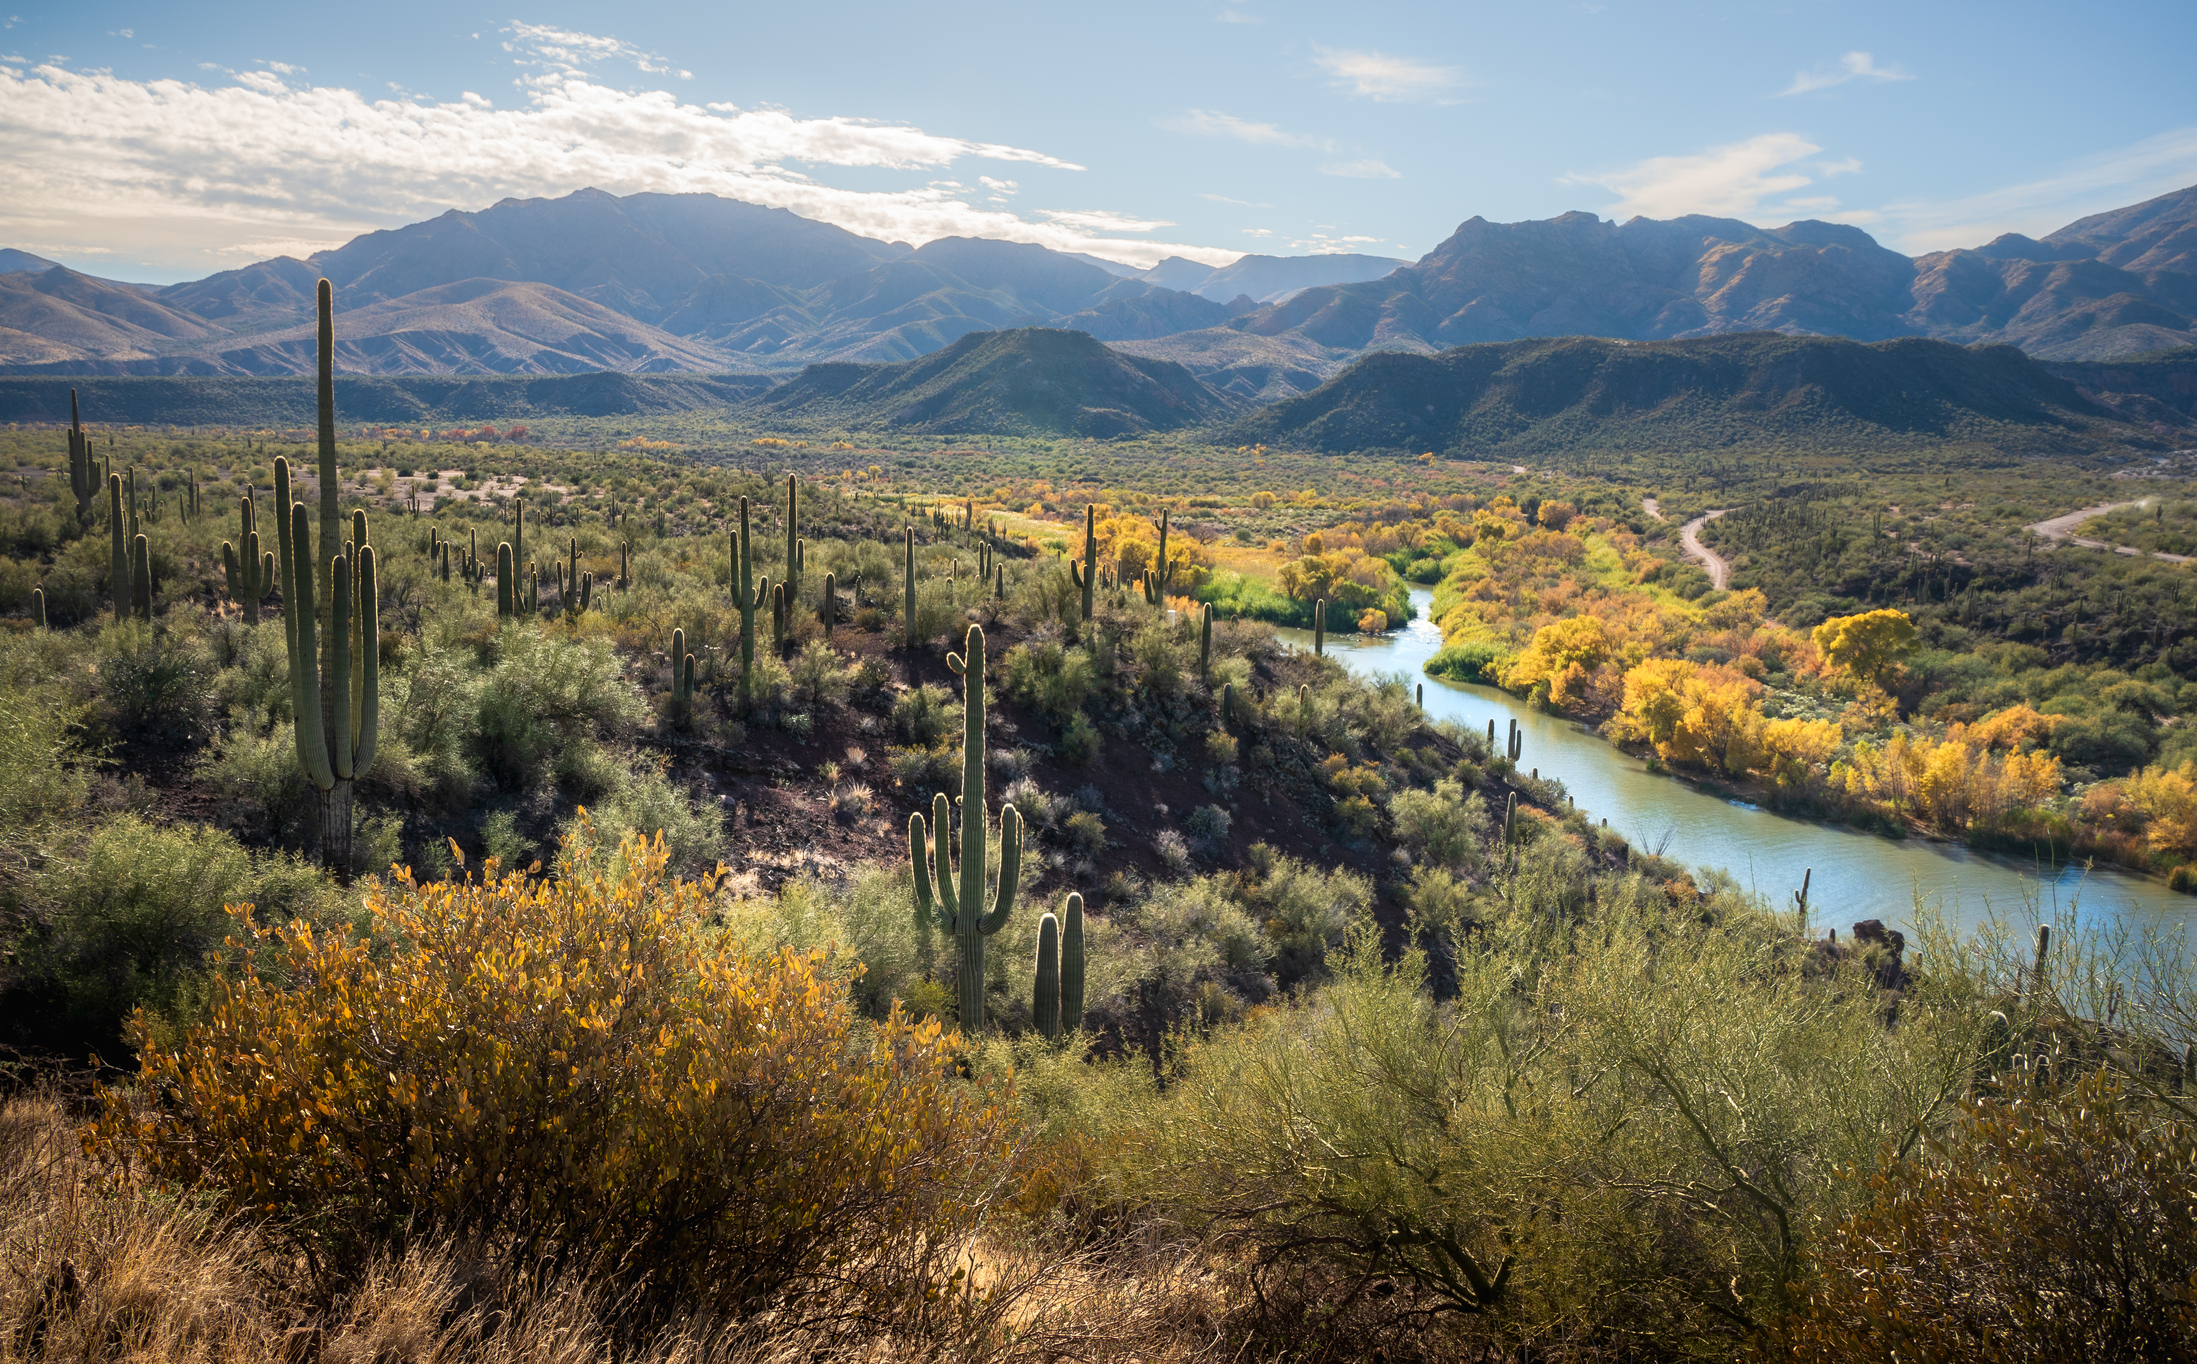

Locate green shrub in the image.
[1426,639,1511,685]
[473,629,645,789]
[1060,712,1102,767]
[94,620,213,751]
[27,816,329,1045]
[204,722,313,842]
[1389,779,1484,868]
[1244,851,1372,989]
[893,683,954,745]
[569,755,723,874]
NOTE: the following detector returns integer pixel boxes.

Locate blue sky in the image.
[4,0,2194,283]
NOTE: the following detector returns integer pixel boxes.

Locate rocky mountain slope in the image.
[6,185,2194,381]
[1228,332,2178,460]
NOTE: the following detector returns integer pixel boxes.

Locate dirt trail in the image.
[1679,510,1733,589]
[2027,499,2192,565]
[1642,497,1665,522]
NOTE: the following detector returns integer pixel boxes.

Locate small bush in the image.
[1203,729,1239,765]
[1064,810,1108,855]
[1780,1067,2197,1361]
[893,683,954,745]
[1155,828,1193,877]
[93,821,1009,1317]
[1185,803,1232,850]
[1060,712,1102,767]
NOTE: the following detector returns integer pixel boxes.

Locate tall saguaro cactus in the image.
[1067,504,1097,621]
[903,524,919,647]
[282,499,378,876]
[222,491,276,625]
[1141,507,1174,605]
[107,472,129,622]
[68,388,99,526]
[1313,598,1327,655]
[783,474,802,604]
[909,624,1022,1030]
[734,497,770,683]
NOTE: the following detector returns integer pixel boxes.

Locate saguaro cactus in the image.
[68,388,99,526]
[497,543,515,618]
[1033,891,1088,1042]
[1199,601,1213,680]
[107,472,129,622]
[734,497,771,683]
[909,624,1022,1030]
[903,524,919,646]
[1067,504,1097,621]
[30,586,45,629]
[1313,598,1326,655]
[282,500,378,876]
[222,491,276,625]
[1141,508,1174,605]
[671,627,695,712]
[618,540,630,590]
[783,474,803,604]
[821,570,837,637]
[129,534,152,621]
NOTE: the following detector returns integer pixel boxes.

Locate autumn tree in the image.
[1812,608,1917,688]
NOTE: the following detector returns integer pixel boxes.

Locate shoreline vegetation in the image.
[4,344,2197,1358]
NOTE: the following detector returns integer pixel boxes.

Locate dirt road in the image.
[2027,499,2192,565]
[1679,510,1733,589]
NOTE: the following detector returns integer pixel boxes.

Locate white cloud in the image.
[1320,158,1400,180]
[1242,227,1272,237]
[1873,125,2197,253]
[1780,51,1912,97]
[1562,132,1829,220]
[1310,46,1460,103]
[1289,232,1382,254]
[1164,108,1328,150]
[503,22,691,81]
[979,176,1018,193]
[1214,7,1260,21]
[1036,208,1174,233]
[1200,193,1271,207]
[0,57,1243,274]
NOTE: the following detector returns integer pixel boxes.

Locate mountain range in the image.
[5,184,2193,387]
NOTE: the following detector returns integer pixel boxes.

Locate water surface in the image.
[1279,590,2194,940]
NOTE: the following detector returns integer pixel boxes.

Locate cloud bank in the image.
[0,30,1241,277]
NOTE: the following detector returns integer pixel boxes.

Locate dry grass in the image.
[2,1092,1410,1364]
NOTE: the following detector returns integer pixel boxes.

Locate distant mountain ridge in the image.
[14,326,2189,452]
[5,184,2195,381]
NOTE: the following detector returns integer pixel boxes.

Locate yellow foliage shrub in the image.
[93,818,1008,1315]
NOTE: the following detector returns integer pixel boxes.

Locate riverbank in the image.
[1284,590,2195,938]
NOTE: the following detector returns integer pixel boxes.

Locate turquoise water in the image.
[1280,589,2195,939]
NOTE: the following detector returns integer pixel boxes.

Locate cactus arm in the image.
[287,504,336,792]
[1061,892,1085,1032]
[931,791,958,929]
[979,805,1019,935]
[108,473,127,622]
[352,543,378,776]
[274,459,296,653]
[1034,911,1060,1041]
[910,810,938,931]
[330,551,355,781]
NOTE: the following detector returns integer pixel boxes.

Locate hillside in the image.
[747,326,1237,435]
[1132,186,2197,393]
[1230,332,2175,460]
[0,371,779,427]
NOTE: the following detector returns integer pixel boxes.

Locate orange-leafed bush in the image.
[1774,1068,2197,1362]
[92,817,1009,1317]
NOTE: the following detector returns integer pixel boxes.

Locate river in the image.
[1279,589,2196,940]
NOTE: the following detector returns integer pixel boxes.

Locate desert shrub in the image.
[1778,1067,2197,1362]
[1064,810,1108,856]
[26,816,328,1046]
[94,620,214,751]
[1060,712,1102,767]
[893,683,954,745]
[93,820,1009,1318]
[1110,899,1988,1352]
[1184,803,1232,850]
[789,639,851,710]
[1131,623,1182,696]
[1427,639,1510,685]
[1155,828,1192,878]
[1002,640,1097,722]
[569,756,723,874]
[1245,851,1373,988]
[473,629,645,789]
[1389,778,1484,869]
[203,722,314,842]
